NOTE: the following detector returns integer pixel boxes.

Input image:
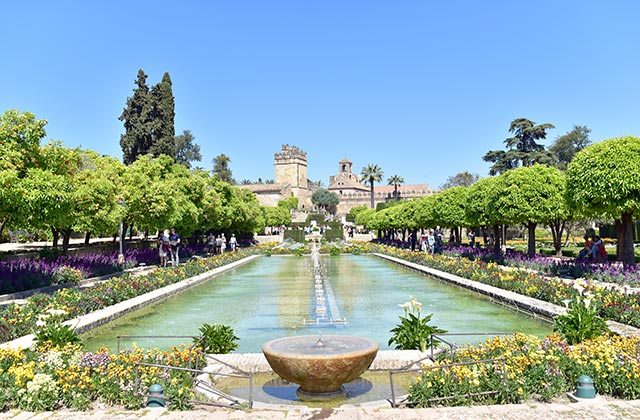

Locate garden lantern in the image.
[575,375,596,399]
[146,383,166,407]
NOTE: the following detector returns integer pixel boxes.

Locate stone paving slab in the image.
[4,399,640,419]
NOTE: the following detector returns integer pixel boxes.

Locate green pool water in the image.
[81,255,551,352]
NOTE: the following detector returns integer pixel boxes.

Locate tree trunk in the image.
[0,217,8,241]
[84,231,91,245]
[527,222,537,256]
[492,225,501,254]
[51,228,60,249]
[621,212,635,267]
[615,219,623,261]
[129,223,134,241]
[62,229,72,254]
[370,181,375,209]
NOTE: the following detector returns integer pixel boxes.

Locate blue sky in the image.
[2,1,639,188]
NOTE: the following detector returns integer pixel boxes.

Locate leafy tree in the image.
[277,196,298,210]
[73,152,124,243]
[387,175,405,200]
[23,142,81,251]
[430,186,469,244]
[550,125,591,170]
[212,154,235,184]
[465,176,505,253]
[311,188,339,213]
[120,155,183,234]
[355,207,376,227]
[149,72,176,158]
[494,165,568,255]
[483,118,555,175]
[0,110,47,237]
[263,206,291,227]
[567,136,640,266]
[440,171,479,189]
[361,164,384,208]
[119,70,154,164]
[347,205,369,223]
[174,130,201,168]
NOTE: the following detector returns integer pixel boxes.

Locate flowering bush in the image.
[373,244,640,328]
[0,343,204,411]
[0,248,259,343]
[410,333,640,407]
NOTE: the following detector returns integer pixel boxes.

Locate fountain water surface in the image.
[262,243,379,400]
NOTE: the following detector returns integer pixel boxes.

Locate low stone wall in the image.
[372,253,640,338]
[2,255,261,350]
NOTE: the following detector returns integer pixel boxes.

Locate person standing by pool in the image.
[158,230,169,267]
[221,233,227,253]
[169,228,181,266]
[229,234,237,251]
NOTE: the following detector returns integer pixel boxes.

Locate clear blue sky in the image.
[2,1,639,188]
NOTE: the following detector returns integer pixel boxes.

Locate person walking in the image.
[206,232,215,256]
[427,230,435,254]
[169,228,181,266]
[229,234,237,252]
[220,234,227,254]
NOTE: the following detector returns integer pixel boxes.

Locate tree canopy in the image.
[483,118,555,175]
[567,136,640,265]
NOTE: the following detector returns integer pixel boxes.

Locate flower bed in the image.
[0,249,258,344]
[0,245,207,296]
[0,343,203,411]
[409,333,640,407]
[444,245,640,286]
[372,244,640,328]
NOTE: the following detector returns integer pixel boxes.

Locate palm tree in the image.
[240,179,252,185]
[387,175,405,200]
[360,164,384,209]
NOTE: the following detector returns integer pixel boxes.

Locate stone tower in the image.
[274,145,310,208]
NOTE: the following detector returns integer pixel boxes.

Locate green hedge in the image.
[283,229,305,243]
[323,229,344,242]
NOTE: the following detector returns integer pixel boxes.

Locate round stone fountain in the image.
[262,335,379,400]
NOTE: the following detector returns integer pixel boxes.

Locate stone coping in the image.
[372,253,640,338]
[1,255,261,350]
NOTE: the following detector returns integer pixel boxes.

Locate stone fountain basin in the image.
[262,335,379,394]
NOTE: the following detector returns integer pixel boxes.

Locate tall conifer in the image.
[119,70,153,164]
[150,72,175,157]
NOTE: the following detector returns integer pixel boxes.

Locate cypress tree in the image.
[119,69,153,164]
[149,72,175,157]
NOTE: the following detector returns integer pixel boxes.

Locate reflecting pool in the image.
[82,255,551,352]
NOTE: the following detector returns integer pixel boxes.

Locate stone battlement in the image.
[274,144,307,162]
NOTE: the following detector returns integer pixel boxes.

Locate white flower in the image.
[35,319,46,327]
[572,283,585,295]
[561,299,573,308]
[584,297,592,309]
[399,302,411,310]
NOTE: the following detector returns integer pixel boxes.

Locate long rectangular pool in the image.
[82,255,552,352]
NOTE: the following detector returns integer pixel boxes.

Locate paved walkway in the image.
[3,399,640,419]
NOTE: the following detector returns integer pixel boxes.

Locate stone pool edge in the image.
[372,252,640,338]
[2,254,261,350]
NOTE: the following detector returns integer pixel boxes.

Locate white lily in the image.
[561,299,573,308]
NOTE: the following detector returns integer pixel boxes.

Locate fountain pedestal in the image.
[262,335,379,400]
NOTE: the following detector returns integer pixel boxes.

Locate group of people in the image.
[206,232,237,255]
[157,228,181,267]
[578,235,607,262]
[420,227,444,254]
